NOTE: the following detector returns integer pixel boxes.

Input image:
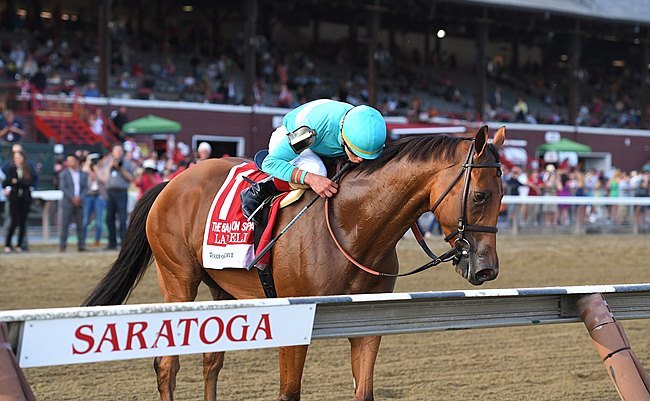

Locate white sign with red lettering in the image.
[19,304,315,368]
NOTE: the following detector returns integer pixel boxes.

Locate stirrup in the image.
[246,196,272,223]
[241,177,279,224]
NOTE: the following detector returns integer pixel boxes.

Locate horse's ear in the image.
[492,126,506,150]
[474,125,489,156]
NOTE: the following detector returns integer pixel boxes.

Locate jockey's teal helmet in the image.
[340,105,386,160]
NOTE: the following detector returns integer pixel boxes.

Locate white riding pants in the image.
[268,125,327,177]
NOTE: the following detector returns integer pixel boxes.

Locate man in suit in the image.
[59,153,88,252]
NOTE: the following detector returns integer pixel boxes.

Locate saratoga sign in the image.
[19,304,315,368]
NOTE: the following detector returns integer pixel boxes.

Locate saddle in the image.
[241,149,308,224]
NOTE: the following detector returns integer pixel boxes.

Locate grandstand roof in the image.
[454,0,650,26]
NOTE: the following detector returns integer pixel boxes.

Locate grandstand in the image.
[1,0,650,172]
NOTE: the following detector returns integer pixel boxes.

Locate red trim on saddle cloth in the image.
[202,162,288,270]
[273,177,293,191]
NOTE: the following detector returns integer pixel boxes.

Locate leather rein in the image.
[325,138,502,277]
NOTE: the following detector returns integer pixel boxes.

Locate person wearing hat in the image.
[135,158,162,199]
[241,99,387,223]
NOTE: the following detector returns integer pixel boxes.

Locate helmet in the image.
[340,105,386,160]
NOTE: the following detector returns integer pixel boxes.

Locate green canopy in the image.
[121,115,182,135]
[537,138,592,153]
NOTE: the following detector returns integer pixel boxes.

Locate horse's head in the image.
[431,126,505,286]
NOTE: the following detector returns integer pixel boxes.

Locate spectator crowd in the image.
[418,160,650,238]
[1,7,650,130]
[1,7,650,249]
[0,135,223,253]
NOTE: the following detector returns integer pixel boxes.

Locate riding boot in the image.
[241,177,281,224]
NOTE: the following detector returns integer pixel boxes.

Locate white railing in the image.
[501,195,650,234]
[502,195,650,206]
[2,283,650,368]
[28,193,650,241]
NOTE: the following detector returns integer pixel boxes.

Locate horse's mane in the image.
[354,134,468,176]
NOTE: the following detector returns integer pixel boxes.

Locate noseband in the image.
[431,138,502,262]
[325,138,502,277]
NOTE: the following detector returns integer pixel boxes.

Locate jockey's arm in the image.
[261,139,301,182]
[262,136,337,197]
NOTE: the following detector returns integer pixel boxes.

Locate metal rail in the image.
[2,284,650,352]
[311,290,650,339]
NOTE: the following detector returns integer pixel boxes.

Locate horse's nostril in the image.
[474,268,497,282]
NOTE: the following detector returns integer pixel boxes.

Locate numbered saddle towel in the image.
[202,162,288,270]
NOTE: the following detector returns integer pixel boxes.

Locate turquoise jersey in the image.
[262,99,353,183]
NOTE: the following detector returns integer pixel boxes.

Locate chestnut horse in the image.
[84,125,505,401]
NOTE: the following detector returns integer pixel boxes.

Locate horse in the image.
[83,125,506,401]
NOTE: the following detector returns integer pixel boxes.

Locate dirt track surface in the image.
[1,234,650,401]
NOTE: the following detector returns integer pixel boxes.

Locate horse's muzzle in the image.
[454,244,499,286]
[470,246,499,285]
[470,267,498,285]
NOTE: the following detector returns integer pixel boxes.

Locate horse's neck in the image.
[334,161,440,261]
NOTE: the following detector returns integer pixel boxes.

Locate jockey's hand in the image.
[304,172,338,198]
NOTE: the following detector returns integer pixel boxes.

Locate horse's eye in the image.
[474,192,488,204]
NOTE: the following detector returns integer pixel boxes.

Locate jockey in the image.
[241,99,387,223]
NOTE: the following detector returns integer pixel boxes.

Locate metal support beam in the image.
[424,25,430,68]
[568,24,582,125]
[97,0,112,97]
[367,2,382,107]
[243,0,258,106]
[312,19,320,46]
[642,33,650,128]
[475,19,489,121]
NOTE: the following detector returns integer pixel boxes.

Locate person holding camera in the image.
[100,143,133,250]
[82,153,108,248]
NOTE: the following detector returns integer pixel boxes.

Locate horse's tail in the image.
[82,181,170,306]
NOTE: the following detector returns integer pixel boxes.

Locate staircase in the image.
[31,91,119,149]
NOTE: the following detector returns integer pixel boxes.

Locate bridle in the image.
[325,137,503,277]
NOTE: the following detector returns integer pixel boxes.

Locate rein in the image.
[325,138,502,277]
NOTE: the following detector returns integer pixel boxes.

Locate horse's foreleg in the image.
[154,355,180,401]
[152,258,202,401]
[349,336,382,401]
[203,280,233,401]
[203,352,225,401]
[278,345,309,401]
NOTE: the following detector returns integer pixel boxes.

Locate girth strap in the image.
[257,267,277,298]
